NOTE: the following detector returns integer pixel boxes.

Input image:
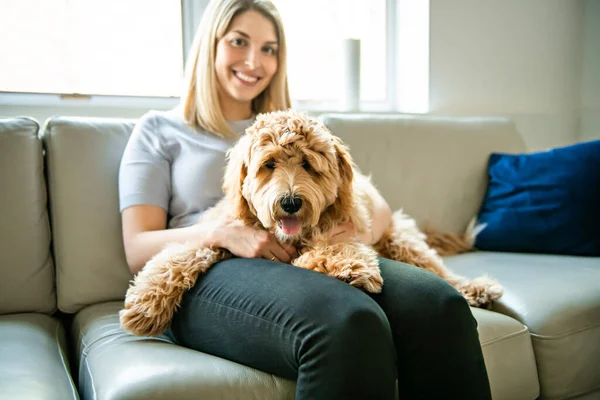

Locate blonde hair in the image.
[181,0,291,137]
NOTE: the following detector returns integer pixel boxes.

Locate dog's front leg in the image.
[119,243,231,336]
[292,242,383,293]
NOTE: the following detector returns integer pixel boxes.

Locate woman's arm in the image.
[122,205,222,274]
[122,205,297,275]
[364,188,392,244]
[329,182,392,246]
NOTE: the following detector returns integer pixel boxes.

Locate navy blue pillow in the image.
[476,139,600,256]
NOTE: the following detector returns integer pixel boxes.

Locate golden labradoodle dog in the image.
[120,110,503,336]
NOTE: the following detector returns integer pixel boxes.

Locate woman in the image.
[119,0,492,398]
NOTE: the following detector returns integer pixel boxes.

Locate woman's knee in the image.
[292,286,397,398]
[298,285,394,352]
[421,272,477,330]
[436,285,477,330]
[378,258,477,330]
[331,294,392,338]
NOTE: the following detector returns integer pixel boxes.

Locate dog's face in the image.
[223,110,355,242]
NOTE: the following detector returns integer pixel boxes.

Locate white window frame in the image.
[0,0,409,113]
[289,0,398,113]
[181,0,209,65]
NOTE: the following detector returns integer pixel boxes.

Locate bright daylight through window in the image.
[0,0,184,98]
[0,0,395,109]
[275,0,387,105]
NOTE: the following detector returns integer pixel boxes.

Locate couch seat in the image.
[472,308,539,400]
[447,251,600,400]
[0,313,78,400]
[72,302,296,400]
[72,297,537,400]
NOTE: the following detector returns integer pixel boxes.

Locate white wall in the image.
[429,0,585,150]
[580,0,600,142]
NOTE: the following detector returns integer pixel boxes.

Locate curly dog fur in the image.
[120,110,503,336]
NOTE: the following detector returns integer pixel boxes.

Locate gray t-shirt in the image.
[119,109,254,229]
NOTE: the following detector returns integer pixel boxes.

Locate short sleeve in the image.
[118,113,171,212]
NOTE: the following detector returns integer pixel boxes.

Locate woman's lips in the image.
[234,70,260,86]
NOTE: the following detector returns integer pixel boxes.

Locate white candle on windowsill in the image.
[341,38,361,112]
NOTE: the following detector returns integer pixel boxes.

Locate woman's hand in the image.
[329,221,374,245]
[216,225,298,263]
[329,221,359,244]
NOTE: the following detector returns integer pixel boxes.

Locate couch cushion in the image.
[42,113,527,313]
[42,117,135,313]
[0,117,55,314]
[320,113,527,234]
[0,313,78,399]
[446,252,600,400]
[72,302,537,400]
[472,308,539,400]
[72,302,296,400]
[476,139,600,256]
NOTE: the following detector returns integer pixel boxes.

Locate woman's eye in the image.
[231,38,246,47]
[265,160,276,170]
[263,46,277,55]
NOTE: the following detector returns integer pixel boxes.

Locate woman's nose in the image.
[243,47,261,69]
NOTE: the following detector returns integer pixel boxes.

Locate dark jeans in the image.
[170,257,492,400]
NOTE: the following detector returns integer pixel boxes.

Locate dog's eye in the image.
[265,159,276,170]
[302,159,312,172]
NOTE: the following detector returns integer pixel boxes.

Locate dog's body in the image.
[120,110,503,337]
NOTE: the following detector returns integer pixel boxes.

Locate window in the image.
[274,0,389,108]
[1,0,428,113]
[0,0,183,98]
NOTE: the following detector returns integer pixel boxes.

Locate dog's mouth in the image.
[277,216,302,236]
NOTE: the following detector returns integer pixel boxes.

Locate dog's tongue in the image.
[281,217,302,235]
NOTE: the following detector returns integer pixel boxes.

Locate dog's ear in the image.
[329,136,356,221]
[223,134,256,224]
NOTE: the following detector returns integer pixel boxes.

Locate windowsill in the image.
[0,92,427,118]
[0,92,180,109]
[2,92,420,113]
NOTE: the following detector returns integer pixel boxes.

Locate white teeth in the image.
[235,71,258,83]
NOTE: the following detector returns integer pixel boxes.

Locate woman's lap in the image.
[170,257,491,399]
[170,257,392,378]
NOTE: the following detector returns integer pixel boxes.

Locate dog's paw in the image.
[457,276,504,308]
[348,269,384,293]
[119,296,172,337]
[293,243,383,293]
[329,263,383,293]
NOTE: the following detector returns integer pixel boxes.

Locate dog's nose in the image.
[280,196,303,214]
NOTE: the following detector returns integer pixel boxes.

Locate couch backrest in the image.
[41,113,527,313]
[320,113,527,233]
[42,117,135,313]
[0,117,56,314]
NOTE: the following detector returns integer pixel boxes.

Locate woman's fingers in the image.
[331,222,354,236]
[251,229,298,263]
[272,243,293,263]
[284,244,299,259]
[264,252,278,262]
[263,238,299,263]
[329,222,358,244]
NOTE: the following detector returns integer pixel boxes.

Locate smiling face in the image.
[223,110,356,244]
[214,10,279,119]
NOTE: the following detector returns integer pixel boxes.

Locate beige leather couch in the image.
[0,113,598,400]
